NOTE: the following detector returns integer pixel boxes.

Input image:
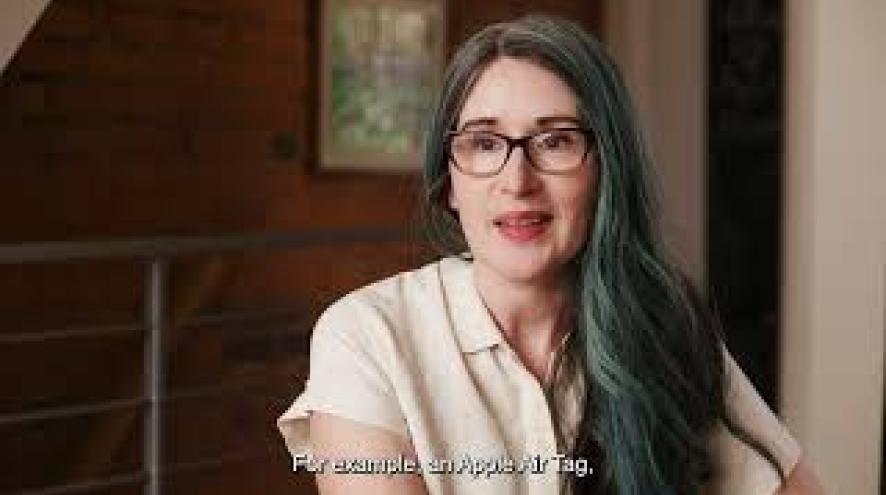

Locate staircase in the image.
[1,0,50,73]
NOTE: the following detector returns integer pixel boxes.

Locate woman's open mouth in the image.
[493,211,553,242]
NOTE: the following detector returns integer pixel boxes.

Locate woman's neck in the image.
[473,265,574,380]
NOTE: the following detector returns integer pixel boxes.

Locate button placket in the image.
[496,343,563,492]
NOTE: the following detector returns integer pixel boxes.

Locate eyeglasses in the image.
[446,127,595,177]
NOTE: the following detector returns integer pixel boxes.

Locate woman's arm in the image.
[778,458,826,495]
[310,412,429,495]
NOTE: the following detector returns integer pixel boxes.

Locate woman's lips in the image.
[493,211,553,242]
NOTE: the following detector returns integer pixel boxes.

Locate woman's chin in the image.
[476,254,568,286]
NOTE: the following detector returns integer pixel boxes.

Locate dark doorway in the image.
[708,0,784,408]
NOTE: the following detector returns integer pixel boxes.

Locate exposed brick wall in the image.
[0,0,425,243]
[0,1,600,494]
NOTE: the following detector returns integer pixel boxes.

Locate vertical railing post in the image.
[145,257,167,495]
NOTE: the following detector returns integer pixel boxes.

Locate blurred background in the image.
[0,1,882,494]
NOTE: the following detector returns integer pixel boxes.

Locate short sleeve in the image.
[706,349,803,495]
[276,297,408,467]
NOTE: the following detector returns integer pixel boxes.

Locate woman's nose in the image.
[498,145,541,196]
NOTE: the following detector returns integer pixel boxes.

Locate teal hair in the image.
[421,15,785,495]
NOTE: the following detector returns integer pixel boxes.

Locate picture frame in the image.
[318,0,447,172]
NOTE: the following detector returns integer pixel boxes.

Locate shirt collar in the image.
[440,256,504,354]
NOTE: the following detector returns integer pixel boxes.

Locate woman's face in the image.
[449,56,598,286]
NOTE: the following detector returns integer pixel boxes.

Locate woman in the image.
[279,15,823,495]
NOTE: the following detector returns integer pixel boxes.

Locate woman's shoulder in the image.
[277,260,472,456]
[705,348,803,495]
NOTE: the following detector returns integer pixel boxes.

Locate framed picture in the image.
[319,0,447,172]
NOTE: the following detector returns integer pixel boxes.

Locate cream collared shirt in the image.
[277,257,801,494]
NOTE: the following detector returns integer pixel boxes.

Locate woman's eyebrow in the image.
[458,115,581,131]
[459,117,497,130]
[536,115,582,126]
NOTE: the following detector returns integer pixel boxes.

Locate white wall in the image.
[605,0,707,288]
[1,0,51,73]
[781,0,886,493]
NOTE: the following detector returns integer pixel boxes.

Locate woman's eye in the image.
[539,132,574,149]
[472,136,500,152]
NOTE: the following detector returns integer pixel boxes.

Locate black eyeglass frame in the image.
[445,127,596,178]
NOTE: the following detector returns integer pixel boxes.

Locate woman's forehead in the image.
[457,57,579,129]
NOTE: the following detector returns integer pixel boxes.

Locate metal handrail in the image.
[0,396,146,426]
[144,258,164,495]
[0,322,142,344]
[0,306,305,344]
[18,472,148,495]
[16,448,288,495]
[0,227,409,263]
[0,228,412,495]
[1,372,302,428]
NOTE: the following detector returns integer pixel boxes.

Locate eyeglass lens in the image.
[449,129,588,175]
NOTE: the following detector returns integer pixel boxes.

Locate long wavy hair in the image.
[421,15,784,495]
